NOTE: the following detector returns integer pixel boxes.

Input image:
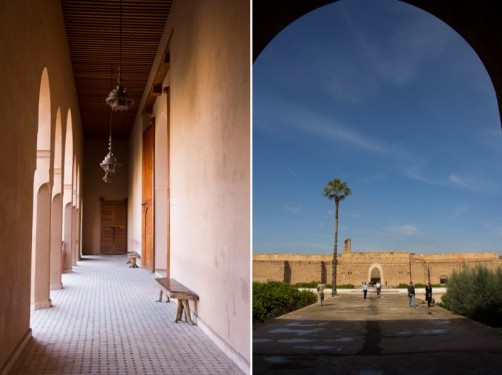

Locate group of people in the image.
[316,281,434,307]
[407,282,434,307]
[361,280,434,307]
[362,281,382,300]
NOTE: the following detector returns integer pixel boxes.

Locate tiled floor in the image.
[10,255,242,375]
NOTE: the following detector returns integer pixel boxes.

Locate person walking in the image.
[425,282,433,307]
[362,282,368,300]
[376,281,382,297]
[408,282,416,307]
[317,284,325,306]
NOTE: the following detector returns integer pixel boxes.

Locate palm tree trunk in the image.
[332,200,339,296]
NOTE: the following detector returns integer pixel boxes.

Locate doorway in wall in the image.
[100,200,127,254]
[370,267,381,285]
[142,123,155,271]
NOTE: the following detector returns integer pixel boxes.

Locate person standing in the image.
[317,284,325,306]
[425,282,433,307]
[408,282,416,307]
[376,281,382,297]
[362,282,368,300]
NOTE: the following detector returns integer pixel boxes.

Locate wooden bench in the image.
[155,277,199,325]
[127,251,140,268]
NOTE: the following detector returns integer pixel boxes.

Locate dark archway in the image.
[253,0,502,125]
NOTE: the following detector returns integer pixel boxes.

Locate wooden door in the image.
[142,124,155,271]
[101,200,127,254]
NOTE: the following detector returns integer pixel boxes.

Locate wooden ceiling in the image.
[61,0,172,140]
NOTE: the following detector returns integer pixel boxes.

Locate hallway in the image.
[10,256,242,375]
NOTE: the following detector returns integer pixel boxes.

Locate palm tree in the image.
[323,178,351,296]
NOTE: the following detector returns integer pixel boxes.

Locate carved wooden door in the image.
[101,200,127,254]
[142,124,155,271]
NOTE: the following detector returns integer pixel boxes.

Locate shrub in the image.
[253,281,317,325]
[441,265,502,328]
[294,281,319,288]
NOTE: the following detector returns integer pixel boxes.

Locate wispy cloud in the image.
[283,204,303,214]
[288,168,302,182]
[449,174,466,187]
[403,162,442,186]
[307,120,392,155]
[447,173,493,193]
[389,224,419,235]
[266,108,396,157]
[403,162,493,194]
[310,5,454,104]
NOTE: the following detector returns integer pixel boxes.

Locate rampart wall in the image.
[253,247,502,287]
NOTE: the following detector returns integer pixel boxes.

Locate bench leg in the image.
[175,300,184,323]
[182,300,195,325]
[129,257,139,268]
[156,290,170,303]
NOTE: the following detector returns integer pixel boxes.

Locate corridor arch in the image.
[31,67,52,309]
[62,110,74,272]
[50,108,63,289]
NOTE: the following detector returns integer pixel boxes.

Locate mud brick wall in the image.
[338,252,411,286]
[253,251,502,286]
[253,261,284,282]
[287,261,325,284]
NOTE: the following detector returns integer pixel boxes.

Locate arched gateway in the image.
[368,264,383,285]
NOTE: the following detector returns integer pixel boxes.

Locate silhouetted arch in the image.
[253,0,502,124]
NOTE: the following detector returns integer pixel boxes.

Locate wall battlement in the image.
[253,244,502,286]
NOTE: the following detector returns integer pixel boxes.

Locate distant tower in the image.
[344,238,351,253]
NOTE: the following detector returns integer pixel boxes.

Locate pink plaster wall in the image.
[128,0,250,368]
[0,0,83,371]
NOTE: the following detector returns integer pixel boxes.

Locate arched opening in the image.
[31,67,52,309]
[253,0,501,257]
[50,108,63,290]
[155,111,169,275]
[369,265,382,285]
[62,110,74,272]
[50,193,63,288]
[50,108,63,289]
[32,184,52,309]
[72,162,81,263]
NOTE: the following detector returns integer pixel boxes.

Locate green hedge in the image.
[253,281,317,325]
[440,265,502,328]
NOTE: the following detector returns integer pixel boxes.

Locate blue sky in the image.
[253,0,502,255]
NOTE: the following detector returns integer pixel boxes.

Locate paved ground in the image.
[253,290,502,374]
[10,255,242,375]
